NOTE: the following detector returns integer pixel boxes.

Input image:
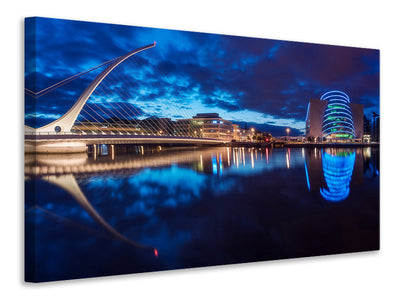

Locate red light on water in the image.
[154,249,158,257]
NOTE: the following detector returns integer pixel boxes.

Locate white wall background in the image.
[1,1,399,299]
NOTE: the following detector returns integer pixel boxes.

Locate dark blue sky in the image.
[25,17,379,136]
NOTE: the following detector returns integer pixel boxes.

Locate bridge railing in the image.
[24,130,200,138]
[25,131,81,136]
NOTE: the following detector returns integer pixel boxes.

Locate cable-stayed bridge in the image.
[25,42,224,153]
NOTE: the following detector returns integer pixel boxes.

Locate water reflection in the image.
[44,174,157,254]
[25,146,378,202]
[25,146,379,217]
[25,145,379,282]
[320,149,356,202]
[25,146,305,177]
[304,147,379,202]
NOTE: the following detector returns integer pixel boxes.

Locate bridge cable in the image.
[81,104,116,133]
[138,52,198,126]
[80,107,109,134]
[127,55,194,137]
[100,63,167,136]
[96,71,154,134]
[126,56,187,137]
[136,53,200,137]
[25,57,118,98]
[128,55,190,136]
[95,80,162,136]
[82,99,126,133]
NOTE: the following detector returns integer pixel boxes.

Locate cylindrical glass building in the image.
[321,91,355,140]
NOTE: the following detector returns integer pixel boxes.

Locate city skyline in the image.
[25,17,380,136]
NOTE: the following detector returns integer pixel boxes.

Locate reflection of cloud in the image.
[82,164,239,219]
[128,166,206,202]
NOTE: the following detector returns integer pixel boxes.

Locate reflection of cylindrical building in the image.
[320,148,356,202]
[321,91,355,140]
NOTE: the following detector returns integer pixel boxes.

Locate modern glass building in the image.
[192,113,234,141]
[305,91,363,141]
[174,113,235,141]
[321,91,355,140]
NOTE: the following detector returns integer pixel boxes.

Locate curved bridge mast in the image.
[32,42,156,134]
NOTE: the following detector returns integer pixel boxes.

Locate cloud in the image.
[25,17,380,133]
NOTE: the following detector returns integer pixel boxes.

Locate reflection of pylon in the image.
[43,174,157,253]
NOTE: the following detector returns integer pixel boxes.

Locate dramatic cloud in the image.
[25,17,379,135]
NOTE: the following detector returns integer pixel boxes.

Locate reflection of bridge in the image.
[25,43,223,153]
[25,147,220,176]
[25,146,238,256]
[25,146,283,177]
[25,133,224,153]
[25,146,273,261]
[29,174,158,256]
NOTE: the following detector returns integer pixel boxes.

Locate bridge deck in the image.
[25,133,225,145]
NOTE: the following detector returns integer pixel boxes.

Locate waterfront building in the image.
[173,119,194,136]
[305,91,363,141]
[140,117,175,135]
[192,113,234,141]
[372,113,380,142]
[232,124,252,141]
[73,117,176,135]
[72,119,142,134]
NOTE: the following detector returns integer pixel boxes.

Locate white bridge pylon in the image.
[25,42,156,134]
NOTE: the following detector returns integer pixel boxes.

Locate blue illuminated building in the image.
[321,91,355,140]
[305,90,364,141]
[320,149,356,202]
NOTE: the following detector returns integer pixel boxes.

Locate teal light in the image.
[320,149,356,202]
[321,91,355,140]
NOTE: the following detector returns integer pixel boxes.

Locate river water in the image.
[25,145,379,282]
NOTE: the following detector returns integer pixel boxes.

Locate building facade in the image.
[372,113,380,142]
[192,113,234,141]
[232,124,253,141]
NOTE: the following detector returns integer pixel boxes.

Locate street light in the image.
[286,128,290,136]
[250,128,255,142]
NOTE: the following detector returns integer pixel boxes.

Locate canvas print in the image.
[24,17,380,283]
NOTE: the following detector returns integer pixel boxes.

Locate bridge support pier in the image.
[110,144,115,160]
[93,144,97,160]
